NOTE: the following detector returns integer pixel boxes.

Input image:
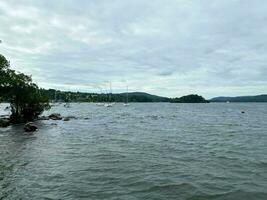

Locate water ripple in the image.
[0,103,267,199]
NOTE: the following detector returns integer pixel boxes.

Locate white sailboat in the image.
[96,88,104,106]
[123,86,130,106]
[64,94,71,108]
[51,90,57,106]
[104,103,112,107]
[104,82,113,107]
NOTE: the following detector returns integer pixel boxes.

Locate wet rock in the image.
[39,116,49,120]
[24,122,38,132]
[63,117,70,121]
[0,118,10,127]
[49,113,62,120]
[241,111,245,114]
[63,116,77,121]
[66,116,77,119]
[150,115,159,120]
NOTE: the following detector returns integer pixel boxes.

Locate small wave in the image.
[129,182,199,196]
[143,115,164,120]
[188,190,267,200]
[257,160,267,168]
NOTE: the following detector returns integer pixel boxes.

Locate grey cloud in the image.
[0,0,267,98]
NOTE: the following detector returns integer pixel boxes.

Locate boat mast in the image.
[126,86,128,104]
[54,90,57,102]
[109,82,112,103]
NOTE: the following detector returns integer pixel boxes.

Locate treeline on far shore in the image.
[0,74,209,104]
[40,89,170,103]
[39,89,209,103]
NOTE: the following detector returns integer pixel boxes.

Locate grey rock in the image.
[68,116,77,119]
[63,116,77,121]
[24,122,38,132]
[66,116,77,119]
[63,117,70,121]
[49,113,62,120]
[39,116,49,120]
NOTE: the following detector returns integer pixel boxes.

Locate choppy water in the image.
[0,103,267,200]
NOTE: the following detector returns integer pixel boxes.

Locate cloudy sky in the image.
[0,0,267,98]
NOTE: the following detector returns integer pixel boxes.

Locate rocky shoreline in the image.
[0,113,79,133]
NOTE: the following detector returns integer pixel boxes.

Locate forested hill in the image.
[210,95,267,102]
[170,94,209,103]
[40,90,209,103]
[41,89,170,102]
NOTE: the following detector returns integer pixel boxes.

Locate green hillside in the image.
[210,95,267,102]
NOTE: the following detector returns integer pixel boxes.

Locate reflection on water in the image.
[1,103,267,199]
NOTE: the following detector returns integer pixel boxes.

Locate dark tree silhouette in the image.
[0,54,49,123]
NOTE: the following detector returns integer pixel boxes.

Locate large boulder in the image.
[49,113,62,120]
[0,118,10,127]
[24,122,38,132]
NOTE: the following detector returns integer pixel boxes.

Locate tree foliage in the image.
[0,54,49,123]
[171,94,209,103]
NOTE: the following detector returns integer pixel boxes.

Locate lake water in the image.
[0,103,267,200]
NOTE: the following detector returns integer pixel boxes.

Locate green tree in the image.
[0,54,49,123]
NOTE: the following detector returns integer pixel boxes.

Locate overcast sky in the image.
[0,0,267,98]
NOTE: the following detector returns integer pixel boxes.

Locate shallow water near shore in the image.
[0,103,267,200]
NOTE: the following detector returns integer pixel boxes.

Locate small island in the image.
[170,94,209,103]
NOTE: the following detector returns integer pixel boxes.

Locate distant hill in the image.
[210,95,267,102]
[120,92,169,102]
[4,87,265,103]
[171,94,209,103]
[40,89,212,103]
[40,89,169,102]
